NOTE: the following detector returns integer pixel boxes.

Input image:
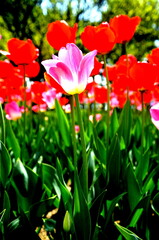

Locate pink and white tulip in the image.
[41,43,97,95]
[5,101,22,120]
[150,102,159,129]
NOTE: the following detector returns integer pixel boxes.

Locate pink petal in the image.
[150,103,159,121]
[41,59,58,72]
[78,50,97,85]
[58,43,83,74]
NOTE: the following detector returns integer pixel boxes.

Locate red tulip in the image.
[94,86,107,104]
[19,61,40,78]
[109,15,141,43]
[31,81,49,104]
[90,57,103,76]
[6,38,39,65]
[129,62,157,91]
[147,48,159,65]
[81,22,116,54]
[46,20,78,50]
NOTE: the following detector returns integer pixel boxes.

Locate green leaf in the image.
[118,100,132,147]
[107,134,121,186]
[74,172,91,240]
[142,165,159,194]
[11,159,29,197]
[127,164,142,211]
[110,108,119,139]
[41,163,61,198]
[2,191,11,223]
[6,120,21,160]
[115,222,143,240]
[136,148,150,184]
[55,99,71,147]
[152,192,159,215]
[0,141,12,187]
[55,159,73,208]
[0,104,5,143]
[29,196,58,227]
[93,126,106,168]
[105,192,127,227]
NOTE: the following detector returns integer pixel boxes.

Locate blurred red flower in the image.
[19,61,40,78]
[46,20,78,50]
[94,86,107,104]
[147,48,159,65]
[129,62,157,91]
[90,57,103,76]
[7,38,39,65]
[109,15,141,43]
[80,22,116,54]
[31,81,49,105]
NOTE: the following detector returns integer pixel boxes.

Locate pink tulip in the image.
[5,101,22,120]
[42,89,58,109]
[150,102,159,129]
[41,43,97,95]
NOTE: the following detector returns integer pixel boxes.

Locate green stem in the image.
[103,55,110,151]
[74,94,88,201]
[0,104,5,144]
[22,64,27,160]
[140,90,145,157]
[70,95,78,170]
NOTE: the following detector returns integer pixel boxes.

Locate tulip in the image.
[46,20,78,50]
[5,101,22,120]
[150,102,159,129]
[41,43,97,95]
[109,15,141,43]
[147,48,159,65]
[42,89,58,109]
[80,22,116,54]
[6,38,39,65]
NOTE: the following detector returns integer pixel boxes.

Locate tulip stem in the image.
[0,104,5,144]
[74,94,88,201]
[140,90,145,157]
[70,95,78,170]
[22,64,27,161]
[103,55,110,153]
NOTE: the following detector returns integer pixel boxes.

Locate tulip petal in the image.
[78,50,97,85]
[58,43,83,74]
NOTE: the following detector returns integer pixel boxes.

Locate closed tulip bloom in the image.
[46,20,78,50]
[5,38,39,65]
[80,22,116,54]
[110,15,141,43]
[150,103,159,129]
[41,43,97,95]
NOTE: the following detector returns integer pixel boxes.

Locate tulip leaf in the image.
[118,100,132,147]
[110,108,119,139]
[6,120,21,160]
[127,163,142,211]
[151,192,159,215]
[55,99,71,147]
[0,104,5,143]
[107,133,121,187]
[73,172,91,240]
[115,222,143,240]
[0,141,12,187]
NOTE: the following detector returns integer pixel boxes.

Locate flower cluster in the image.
[0,14,158,125]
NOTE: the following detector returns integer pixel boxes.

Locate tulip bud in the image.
[63,210,71,232]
